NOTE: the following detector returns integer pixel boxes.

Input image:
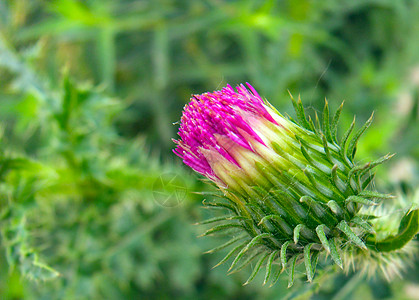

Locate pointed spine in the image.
[316,224,330,252]
[288,255,299,288]
[263,250,279,285]
[304,244,315,282]
[328,237,343,269]
[340,116,356,157]
[229,233,271,271]
[331,101,344,142]
[243,252,270,285]
[337,220,367,250]
[347,112,374,159]
[290,92,311,130]
[322,100,333,142]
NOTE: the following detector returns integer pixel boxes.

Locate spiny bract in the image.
[173,83,418,287]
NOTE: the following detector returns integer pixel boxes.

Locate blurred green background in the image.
[0,0,418,299]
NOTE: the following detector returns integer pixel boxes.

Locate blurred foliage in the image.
[0,0,418,299]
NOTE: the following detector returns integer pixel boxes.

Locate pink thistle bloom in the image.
[173,83,292,187]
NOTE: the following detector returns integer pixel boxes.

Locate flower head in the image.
[173,83,417,287]
[173,83,295,187]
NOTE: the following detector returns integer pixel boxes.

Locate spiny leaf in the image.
[361,174,375,189]
[347,163,370,184]
[327,200,343,216]
[308,115,318,133]
[322,100,333,142]
[195,191,225,198]
[293,224,304,244]
[321,133,332,161]
[357,214,379,221]
[340,116,356,156]
[301,169,319,192]
[337,220,367,250]
[346,196,378,207]
[269,264,284,287]
[351,216,375,234]
[347,112,374,159]
[199,223,243,237]
[311,251,320,277]
[212,240,249,269]
[195,215,246,225]
[229,251,262,274]
[359,154,395,178]
[204,235,247,254]
[243,252,270,285]
[315,111,321,130]
[328,237,343,269]
[301,195,337,225]
[289,92,311,130]
[358,190,394,199]
[331,101,344,142]
[258,214,282,226]
[330,164,347,194]
[316,224,330,252]
[202,199,236,212]
[281,241,290,268]
[229,233,271,271]
[299,140,315,166]
[288,255,299,288]
[304,244,315,282]
[263,250,279,285]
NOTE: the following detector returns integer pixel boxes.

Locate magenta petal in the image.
[173,83,274,179]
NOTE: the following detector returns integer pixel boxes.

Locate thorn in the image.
[287,90,294,99]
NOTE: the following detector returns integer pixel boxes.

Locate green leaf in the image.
[304,244,314,282]
[293,224,304,244]
[229,233,271,271]
[327,200,343,217]
[204,235,247,254]
[243,252,270,285]
[315,224,330,252]
[212,240,249,269]
[202,199,236,212]
[289,92,311,130]
[287,255,299,288]
[199,223,243,237]
[281,241,290,268]
[263,250,279,285]
[337,220,367,250]
[321,133,332,161]
[328,238,343,269]
[195,215,246,225]
[369,209,419,252]
[340,116,356,156]
[361,174,375,189]
[331,101,344,142]
[229,251,261,274]
[351,216,375,234]
[258,214,283,226]
[347,112,374,159]
[346,196,378,207]
[308,115,318,133]
[359,154,395,178]
[358,190,394,200]
[322,100,333,142]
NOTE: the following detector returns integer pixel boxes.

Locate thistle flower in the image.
[173,83,419,286]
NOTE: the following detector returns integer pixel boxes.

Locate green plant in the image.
[174,84,419,287]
